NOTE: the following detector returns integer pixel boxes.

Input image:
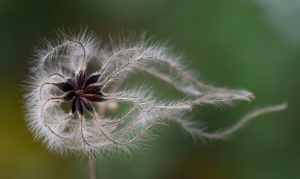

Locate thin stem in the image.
[89,151,97,179]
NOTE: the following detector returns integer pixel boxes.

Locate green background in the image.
[1,0,299,178]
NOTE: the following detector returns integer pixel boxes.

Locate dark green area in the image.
[1,0,299,178]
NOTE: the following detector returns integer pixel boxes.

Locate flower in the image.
[23,27,287,156]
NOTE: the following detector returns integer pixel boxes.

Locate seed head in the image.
[23,27,287,156]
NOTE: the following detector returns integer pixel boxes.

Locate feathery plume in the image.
[23,27,286,157]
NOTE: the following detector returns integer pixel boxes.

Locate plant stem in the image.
[89,151,97,179]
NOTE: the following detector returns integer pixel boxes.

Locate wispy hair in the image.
[23,27,287,157]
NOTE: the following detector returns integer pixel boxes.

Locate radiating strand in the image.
[170,103,288,140]
[38,73,67,100]
[41,96,73,140]
[98,47,146,77]
[40,40,87,72]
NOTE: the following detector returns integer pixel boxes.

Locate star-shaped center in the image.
[54,70,105,115]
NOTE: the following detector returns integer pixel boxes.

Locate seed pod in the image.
[84,73,101,88]
[76,70,85,88]
[63,91,75,101]
[76,98,83,115]
[71,98,77,114]
[81,97,94,113]
[83,85,102,94]
[83,93,105,102]
[55,82,74,92]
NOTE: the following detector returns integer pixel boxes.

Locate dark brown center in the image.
[75,89,84,97]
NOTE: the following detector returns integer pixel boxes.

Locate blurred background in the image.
[0,0,299,178]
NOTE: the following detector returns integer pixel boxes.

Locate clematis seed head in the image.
[23,27,287,157]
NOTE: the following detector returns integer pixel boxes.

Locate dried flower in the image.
[23,27,286,156]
